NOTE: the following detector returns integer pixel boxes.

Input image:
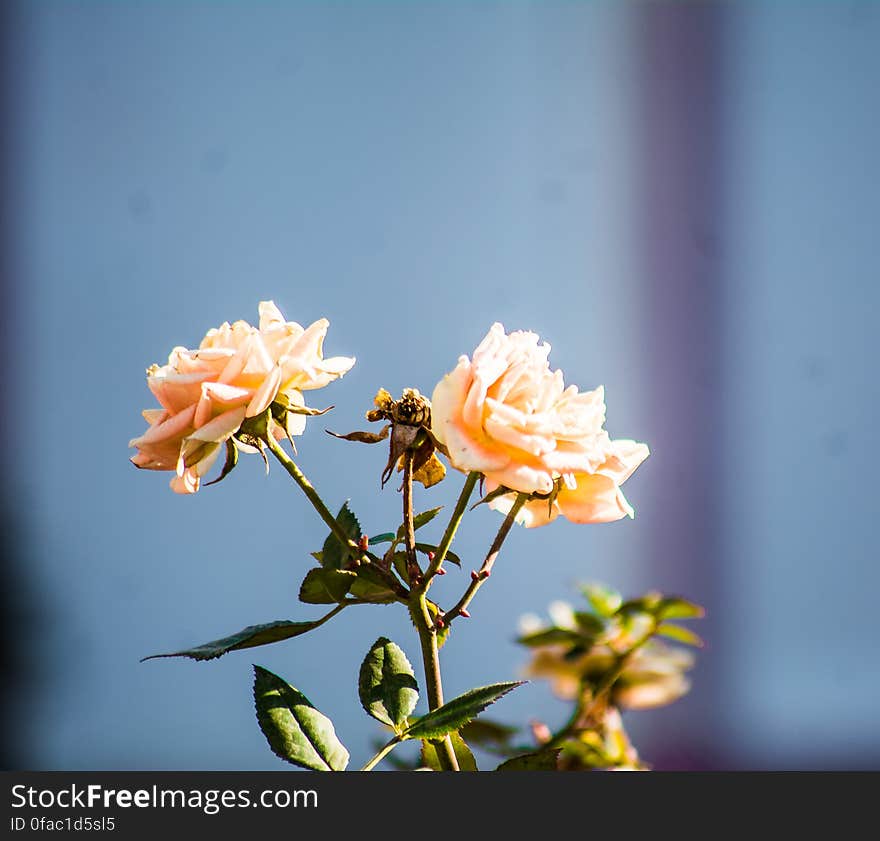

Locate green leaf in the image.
[656,597,706,621]
[460,719,519,750]
[618,593,662,616]
[420,731,478,771]
[350,565,399,603]
[358,637,419,731]
[253,665,349,771]
[582,583,622,617]
[320,502,362,570]
[369,533,396,545]
[558,736,614,769]
[656,622,704,647]
[141,619,330,662]
[415,543,462,567]
[573,612,606,637]
[404,682,525,741]
[496,749,561,771]
[517,628,582,647]
[392,551,410,585]
[299,568,357,604]
[397,506,443,539]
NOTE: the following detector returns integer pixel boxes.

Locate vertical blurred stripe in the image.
[1,0,28,769]
[632,1,727,768]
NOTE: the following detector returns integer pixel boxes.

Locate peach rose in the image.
[430,322,648,527]
[129,301,354,493]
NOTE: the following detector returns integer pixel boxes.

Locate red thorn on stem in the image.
[427,551,435,561]
[435,616,445,629]
[470,570,480,581]
[436,566,446,576]
[358,535,369,552]
[460,608,471,618]
[482,569,491,579]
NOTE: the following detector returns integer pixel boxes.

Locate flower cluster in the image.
[130,305,693,773]
[129,302,354,493]
[431,323,649,526]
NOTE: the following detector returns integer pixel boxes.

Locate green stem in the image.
[420,471,479,591]
[546,694,588,749]
[443,492,528,626]
[402,452,459,771]
[361,735,403,771]
[264,433,359,555]
[315,602,348,625]
[410,595,460,771]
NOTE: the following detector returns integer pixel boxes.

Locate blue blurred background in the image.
[2,1,878,770]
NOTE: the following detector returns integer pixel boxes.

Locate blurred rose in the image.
[611,643,694,710]
[523,639,694,710]
[430,322,648,526]
[129,301,354,493]
[523,645,595,701]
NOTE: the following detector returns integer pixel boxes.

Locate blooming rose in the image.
[430,322,648,526]
[129,301,354,493]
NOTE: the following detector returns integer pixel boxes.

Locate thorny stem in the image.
[442,492,528,627]
[401,453,421,583]
[266,432,409,599]
[418,471,480,593]
[410,596,459,771]
[403,451,459,771]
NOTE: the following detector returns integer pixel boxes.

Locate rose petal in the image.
[556,473,634,523]
[442,418,510,474]
[596,439,650,484]
[129,404,197,448]
[485,457,554,494]
[483,413,555,457]
[258,300,287,331]
[148,372,209,414]
[489,492,560,528]
[430,362,472,447]
[186,405,248,444]
[194,381,253,428]
[141,408,167,425]
[246,363,282,417]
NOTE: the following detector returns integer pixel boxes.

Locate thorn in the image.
[470,570,480,581]
[459,608,470,618]
[358,535,369,552]
[427,551,435,561]
[482,569,491,579]
[436,566,446,576]
[434,616,445,629]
